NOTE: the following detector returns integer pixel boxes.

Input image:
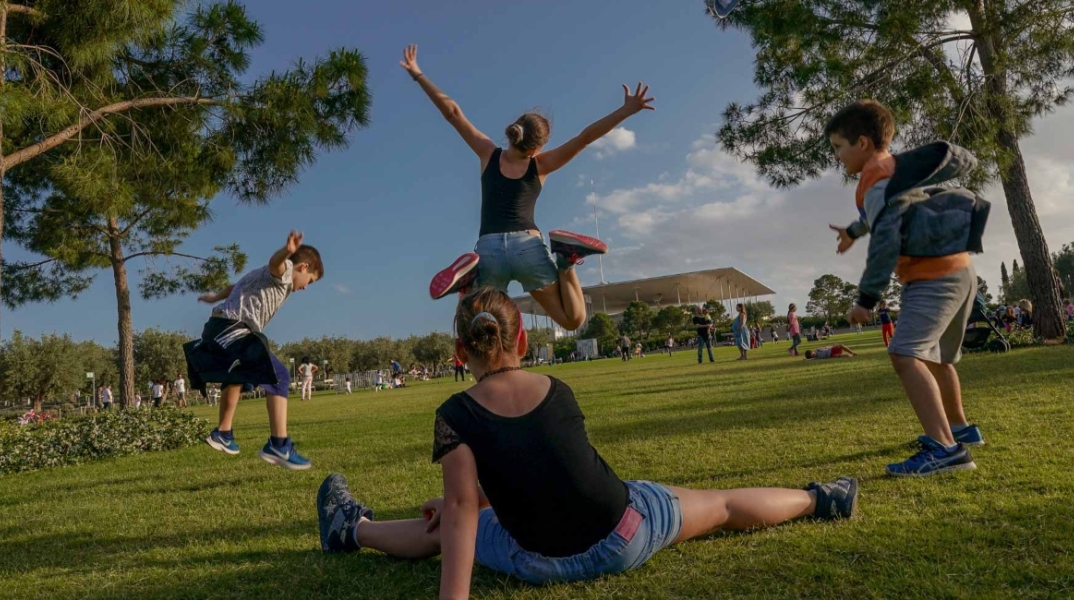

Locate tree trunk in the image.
[968,4,1067,340]
[993,132,1066,339]
[108,219,136,407]
[0,8,8,339]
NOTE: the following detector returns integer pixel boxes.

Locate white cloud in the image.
[333,284,351,295]
[581,105,1074,313]
[590,127,636,159]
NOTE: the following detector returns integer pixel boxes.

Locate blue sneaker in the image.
[806,476,858,520]
[205,429,240,455]
[317,474,374,553]
[953,424,985,446]
[259,438,312,470]
[887,436,976,477]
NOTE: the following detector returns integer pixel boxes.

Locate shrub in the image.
[0,408,210,475]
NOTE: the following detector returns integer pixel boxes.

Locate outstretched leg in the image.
[670,487,814,542]
[318,474,441,558]
[669,477,857,544]
[356,518,441,559]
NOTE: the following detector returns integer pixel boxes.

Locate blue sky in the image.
[8,0,1074,344]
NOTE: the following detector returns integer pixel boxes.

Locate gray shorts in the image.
[889,265,976,364]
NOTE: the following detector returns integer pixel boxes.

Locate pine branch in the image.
[124,250,211,263]
[2,96,219,170]
[4,258,57,271]
[119,207,157,237]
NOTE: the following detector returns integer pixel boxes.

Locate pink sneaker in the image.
[429,253,480,300]
[548,230,607,266]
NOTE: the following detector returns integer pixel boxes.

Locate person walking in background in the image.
[665,334,675,356]
[174,374,188,408]
[101,385,113,410]
[878,300,895,347]
[692,306,715,364]
[733,304,750,360]
[151,380,164,408]
[453,354,466,382]
[620,334,631,362]
[787,304,802,357]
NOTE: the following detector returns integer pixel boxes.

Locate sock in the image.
[944,442,960,453]
[270,435,289,449]
[351,516,369,549]
[555,253,574,271]
[950,424,970,433]
[218,429,234,441]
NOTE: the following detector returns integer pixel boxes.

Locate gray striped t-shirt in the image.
[214,260,293,333]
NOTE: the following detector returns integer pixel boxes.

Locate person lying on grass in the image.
[804,344,858,360]
[315,287,859,597]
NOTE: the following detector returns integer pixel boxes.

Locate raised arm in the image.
[400,45,497,161]
[270,230,303,279]
[439,444,481,600]
[535,82,655,176]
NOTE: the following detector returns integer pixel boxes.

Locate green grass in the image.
[3,330,1073,599]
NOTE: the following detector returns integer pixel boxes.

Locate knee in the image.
[889,353,917,375]
[561,314,585,331]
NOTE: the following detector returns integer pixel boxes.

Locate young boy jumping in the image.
[826,100,984,477]
[184,230,321,470]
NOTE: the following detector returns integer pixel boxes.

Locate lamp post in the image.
[289,358,295,382]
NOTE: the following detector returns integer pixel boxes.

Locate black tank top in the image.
[432,377,629,557]
[479,148,542,236]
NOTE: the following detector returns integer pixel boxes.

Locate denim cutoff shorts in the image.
[474,232,559,293]
[474,480,683,585]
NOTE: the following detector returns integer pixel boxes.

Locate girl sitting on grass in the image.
[315,288,858,597]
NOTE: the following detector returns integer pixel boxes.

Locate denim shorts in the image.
[474,480,683,585]
[889,265,976,364]
[474,232,559,293]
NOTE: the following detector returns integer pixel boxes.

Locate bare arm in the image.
[270,230,304,279]
[535,82,655,176]
[198,284,234,304]
[439,445,481,600]
[400,45,497,161]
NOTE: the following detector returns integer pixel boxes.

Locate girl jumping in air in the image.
[400,44,655,330]
[315,288,858,597]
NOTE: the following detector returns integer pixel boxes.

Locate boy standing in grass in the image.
[184,230,321,471]
[826,100,984,477]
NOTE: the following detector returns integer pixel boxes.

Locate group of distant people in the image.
[88,373,197,410]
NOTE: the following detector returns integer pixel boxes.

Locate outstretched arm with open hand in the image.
[536,82,656,176]
[400,44,496,161]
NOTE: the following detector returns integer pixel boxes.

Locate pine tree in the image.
[1,1,371,403]
[1000,262,1010,304]
[0,1,371,347]
[714,0,1073,340]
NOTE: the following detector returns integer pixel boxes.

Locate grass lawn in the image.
[2,330,1073,599]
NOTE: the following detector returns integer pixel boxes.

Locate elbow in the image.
[445,496,479,512]
[442,104,462,123]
